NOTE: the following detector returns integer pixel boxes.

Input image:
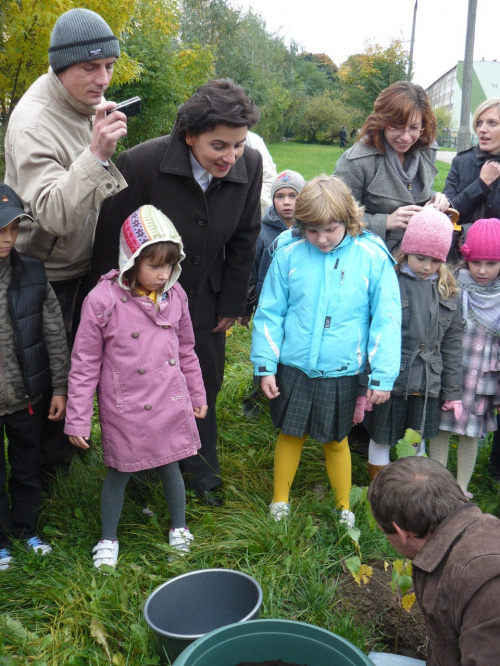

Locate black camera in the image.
[107,96,142,118]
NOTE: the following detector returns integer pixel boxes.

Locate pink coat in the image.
[65,271,206,472]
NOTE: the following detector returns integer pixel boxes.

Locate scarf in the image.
[384,139,423,201]
[458,268,500,336]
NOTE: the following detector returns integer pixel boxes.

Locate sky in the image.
[230,0,499,89]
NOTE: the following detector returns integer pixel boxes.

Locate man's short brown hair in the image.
[368,457,467,538]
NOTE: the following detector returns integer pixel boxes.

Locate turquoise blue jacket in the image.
[250,229,402,391]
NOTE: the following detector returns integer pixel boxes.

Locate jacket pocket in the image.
[112,367,125,413]
[438,297,456,328]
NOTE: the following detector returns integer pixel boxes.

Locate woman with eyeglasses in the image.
[334,81,448,254]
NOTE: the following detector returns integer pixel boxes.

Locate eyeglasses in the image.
[386,126,424,137]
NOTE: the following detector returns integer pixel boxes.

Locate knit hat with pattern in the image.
[271,170,306,200]
[461,218,500,261]
[401,207,453,262]
[118,206,185,293]
[48,9,120,73]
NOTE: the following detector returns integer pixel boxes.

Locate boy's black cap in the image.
[0,182,34,230]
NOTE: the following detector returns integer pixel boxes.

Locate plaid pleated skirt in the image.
[270,364,359,444]
[365,394,439,445]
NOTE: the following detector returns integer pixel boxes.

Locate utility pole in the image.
[407,0,417,81]
[457,0,478,152]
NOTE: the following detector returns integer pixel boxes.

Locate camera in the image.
[106,96,142,118]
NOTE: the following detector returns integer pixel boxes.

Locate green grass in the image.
[2,325,499,664]
[268,141,451,192]
[0,142,492,664]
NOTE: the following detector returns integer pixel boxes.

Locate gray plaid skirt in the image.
[270,364,359,444]
[365,394,439,445]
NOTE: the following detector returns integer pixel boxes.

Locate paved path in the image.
[436,151,456,164]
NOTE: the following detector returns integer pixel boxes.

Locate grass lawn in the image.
[268,141,451,192]
[0,142,493,665]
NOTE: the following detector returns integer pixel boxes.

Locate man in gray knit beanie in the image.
[4,8,128,481]
[48,8,120,73]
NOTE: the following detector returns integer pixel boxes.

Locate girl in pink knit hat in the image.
[430,218,500,497]
[365,207,463,479]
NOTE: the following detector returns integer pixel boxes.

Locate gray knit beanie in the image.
[48,8,120,72]
[271,170,306,201]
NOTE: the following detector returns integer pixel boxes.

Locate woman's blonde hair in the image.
[472,98,500,132]
[394,251,458,299]
[294,175,364,237]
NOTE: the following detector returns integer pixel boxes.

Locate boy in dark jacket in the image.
[254,170,305,300]
[0,183,69,570]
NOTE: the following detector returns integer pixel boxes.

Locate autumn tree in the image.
[339,40,409,116]
[180,0,294,141]
[108,0,214,149]
[295,92,364,144]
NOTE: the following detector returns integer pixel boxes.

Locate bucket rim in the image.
[143,568,263,640]
[173,619,376,665]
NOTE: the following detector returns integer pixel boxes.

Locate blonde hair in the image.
[294,175,364,237]
[394,251,458,299]
[473,98,500,131]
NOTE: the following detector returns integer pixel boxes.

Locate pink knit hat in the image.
[461,218,500,261]
[401,207,453,262]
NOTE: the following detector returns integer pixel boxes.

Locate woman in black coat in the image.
[91,79,262,504]
[444,98,500,234]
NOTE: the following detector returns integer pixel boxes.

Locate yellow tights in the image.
[272,433,351,510]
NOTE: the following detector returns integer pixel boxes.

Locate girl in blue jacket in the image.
[251,175,402,527]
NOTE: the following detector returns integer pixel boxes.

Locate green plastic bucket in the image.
[144,569,263,664]
[172,618,375,665]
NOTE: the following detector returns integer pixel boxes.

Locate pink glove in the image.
[442,400,463,421]
[353,396,367,424]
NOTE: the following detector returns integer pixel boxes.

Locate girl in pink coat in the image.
[65,206,207,570]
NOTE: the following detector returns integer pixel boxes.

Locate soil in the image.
[339,560,427,660]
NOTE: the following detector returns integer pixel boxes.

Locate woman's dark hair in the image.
[123,241,181,299]
[358,81,437,153]
[176,78,260,139]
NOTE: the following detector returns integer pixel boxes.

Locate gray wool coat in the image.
[334,141,439,253]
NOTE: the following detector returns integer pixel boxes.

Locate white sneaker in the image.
[25,536,52,555]
[0,548,13,571]
[92,539,119,569]
[339,509,356,529]
[269,502,290,522]
[169,527,194,554]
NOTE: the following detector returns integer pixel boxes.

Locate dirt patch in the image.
[339,560,427,660]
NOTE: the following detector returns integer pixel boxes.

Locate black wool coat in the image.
[91,126,262,403]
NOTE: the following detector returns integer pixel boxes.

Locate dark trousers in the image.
[0,403,42,548]
[489,413,500,478]
[179,401,221,493]
[39,275,88,474]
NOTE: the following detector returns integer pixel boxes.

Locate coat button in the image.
[168,359,176,366]
[187,289,196,298]
[419,343,425,349]
[162,325,170,329]
[132,332,140,338]
[197,217,207,227]
[138,368,146,374]
[121,296,128,302]
[192,255,201,265]
[144,404,152,410]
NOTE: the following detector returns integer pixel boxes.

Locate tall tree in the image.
[339,40,409,116]
[108,0,214,149]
